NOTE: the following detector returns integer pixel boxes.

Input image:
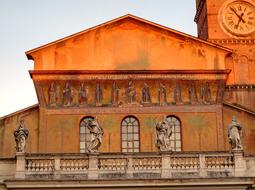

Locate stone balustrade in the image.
[14,151,248,180]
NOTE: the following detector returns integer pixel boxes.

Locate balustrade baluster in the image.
[27,160,32,171]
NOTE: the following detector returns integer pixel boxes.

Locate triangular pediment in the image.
[26,14,232,70]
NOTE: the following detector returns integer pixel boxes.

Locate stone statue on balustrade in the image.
[48,82,57,106]
[228,116,243,151]
[78,83,88,106]
[156,118,173,152]
[158,83,167,106]
[95,83,103,106]
[126,81,136,104]
[13,119,29,153]
[86,118,104,153]
[63,82,74,106]
[141,83,151,104]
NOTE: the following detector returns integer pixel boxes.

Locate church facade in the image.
[0,0,255,189]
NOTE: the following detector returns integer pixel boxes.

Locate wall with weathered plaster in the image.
[0,106,39,158]
[28,17,229,71]
[0,159,15,180]
[223,104,255,154]
[38,112,219,153]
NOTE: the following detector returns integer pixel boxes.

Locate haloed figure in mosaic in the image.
[78,83,88,106]
[48,82,57,106]
[126,81,136,104]
[158,83,167,106]
[188,81,198,104]
[174,82,182,104]
[63,82,74,106]
[200,82,211,104]
[111,81,120,106]
[95,83,103,106]
[141,83,151,104]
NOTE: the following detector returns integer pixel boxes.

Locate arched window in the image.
[80,116,94,153]
[166,116,182,151]
[121,116,140,153]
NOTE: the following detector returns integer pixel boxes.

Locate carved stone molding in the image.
[225,84,255,91]
[45,104,222,115]
[30,70,230,81]
[210,39,255,45]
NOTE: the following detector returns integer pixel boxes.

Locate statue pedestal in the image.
[161,152,172,178]
[15,152,26,179]
[88,153,99,179]
[233,150,246,177]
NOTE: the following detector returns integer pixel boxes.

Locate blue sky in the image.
[0,0,197,117]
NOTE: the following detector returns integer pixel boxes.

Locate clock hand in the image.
[239,12,245,23]
[235,13,245,29]
[235,18,241,29]
[230,7,246,23]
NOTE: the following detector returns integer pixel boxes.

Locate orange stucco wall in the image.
[0,106,39,157]
[223,105,255,154]
[1,103,255,158]
[38,111,220,153]
[28,18,229,71]
[0,106,227,157]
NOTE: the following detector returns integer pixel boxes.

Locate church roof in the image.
[26,14,231,59]
[0,104,38,121]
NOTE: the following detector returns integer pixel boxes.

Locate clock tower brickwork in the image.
[195,0,255,111]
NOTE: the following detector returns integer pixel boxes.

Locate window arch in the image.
[121,116,140,153]
[80,116,94,153]
[166,116,182,151]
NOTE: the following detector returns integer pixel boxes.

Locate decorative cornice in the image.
[223,102,255,116]
[225,84,255,90]
[4,177,255,188]
[29,70,230,81]
[209,39,255,45]
[46,105,222,115]
[29,69,231,75]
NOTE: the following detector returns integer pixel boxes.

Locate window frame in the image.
[166,115,182,152]
[120,115,140,153]
[79,116,95,153]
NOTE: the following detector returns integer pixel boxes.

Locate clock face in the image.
[221,0,255,36]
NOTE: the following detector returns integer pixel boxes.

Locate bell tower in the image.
[195,0,255,111]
